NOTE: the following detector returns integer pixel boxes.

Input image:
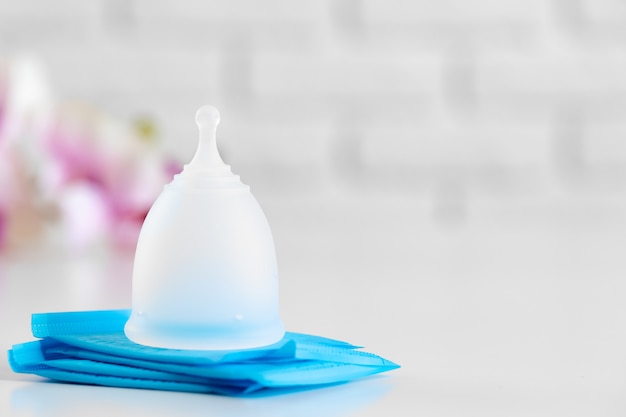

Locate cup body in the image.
[124,184,285,350]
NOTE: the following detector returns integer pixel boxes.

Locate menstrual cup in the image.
[124,105,285,350]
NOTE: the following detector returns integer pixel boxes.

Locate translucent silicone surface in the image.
[124,106,285,350]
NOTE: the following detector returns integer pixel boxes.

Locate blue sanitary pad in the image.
[8,309,399,396]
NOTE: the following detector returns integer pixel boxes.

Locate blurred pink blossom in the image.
[42,104,181,250]
[0,57,181,252]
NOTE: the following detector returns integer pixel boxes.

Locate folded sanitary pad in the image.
[8,310,399,396]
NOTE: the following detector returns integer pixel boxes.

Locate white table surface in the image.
[1,191,625,416]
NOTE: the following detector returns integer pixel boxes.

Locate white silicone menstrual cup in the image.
[124,105,285,350]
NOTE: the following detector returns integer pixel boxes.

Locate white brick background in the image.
[2,0,626,199]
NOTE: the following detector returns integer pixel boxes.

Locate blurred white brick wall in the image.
[2,0,626,198]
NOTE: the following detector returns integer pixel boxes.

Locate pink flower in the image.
[0,57,181,252]
[41,106,181,250]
